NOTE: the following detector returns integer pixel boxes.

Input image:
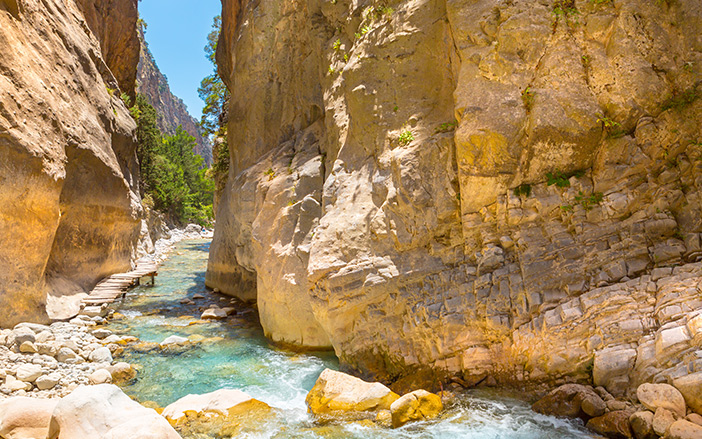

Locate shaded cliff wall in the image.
[75,0,139,100]
[0,0,142,326]
[137,30,213,165]
[209,0,702,394]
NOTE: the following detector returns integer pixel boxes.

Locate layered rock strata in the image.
[0,0,142,325]
[208,0,702,393]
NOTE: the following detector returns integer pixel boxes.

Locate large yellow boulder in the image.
[306,369,400,415]
[390,389,443,428]
[161,389,271,438]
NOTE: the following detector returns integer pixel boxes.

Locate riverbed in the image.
[106,239,596,438]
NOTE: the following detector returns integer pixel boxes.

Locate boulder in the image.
[666,419,702,439]
[91,329,112,340]
[673,372,702,415]
[652,407,676,437]
[56,348,80,363]
[162,388,267,421]
[306,369,400,414]
[201,308,227,320]
[0,397,58,439]
[12,327,36,346]
[105,362,136,382]
[637,383,686,418]
[88,369,112,385]
[47,384,180,439]
[389,389,443,428]
[19,341,37,354]
[686,413,702,426]
[4,376,32,392]
[160,335,189,347]
[532,384,606,419]
[629,411,656,439]
[16,364,42,383]
[36,373,61,390]
[586,410,634,438]
[88,347,113,364]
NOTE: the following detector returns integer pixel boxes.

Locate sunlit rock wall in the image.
[210,0,702,394]
[0,0,142,326]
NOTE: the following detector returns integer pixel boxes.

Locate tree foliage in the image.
[130,94,214,225]
[199,15,230,198]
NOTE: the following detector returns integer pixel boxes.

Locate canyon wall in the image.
[209,0,702,395]
[137,29,213,165]
[0,0,142,326]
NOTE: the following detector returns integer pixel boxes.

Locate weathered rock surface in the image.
[0,0,142,326]
[47,384,180,439]
[673,372,702,415]
[0,397,58,439]
[389,389,443,428]
[629,411,656,439]
[666,419,702,439]
[209,0,702,391]
[586,410,634,439]
[161,388,262,421]
[637,383,687,418]
[532,384,605,419]
[306,369,400,414]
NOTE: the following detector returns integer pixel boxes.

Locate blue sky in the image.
[138,0,221,118]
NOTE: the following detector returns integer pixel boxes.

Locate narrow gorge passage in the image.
[105,238,594,438]
[2,0,702,437]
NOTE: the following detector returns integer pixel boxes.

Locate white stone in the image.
[15,364,42,383]
[48,384,180,438]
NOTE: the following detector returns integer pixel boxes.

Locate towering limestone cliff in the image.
[137,30,212,165]
[208,0,702,395]
[0,0,142,326]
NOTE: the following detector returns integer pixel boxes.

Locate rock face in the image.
[209,0,702,390]
[137,27,212,164]
[75,0,139,99]
[0,0,143,326]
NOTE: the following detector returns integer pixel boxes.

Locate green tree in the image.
[199,15,230,199]
[131,95,214,225]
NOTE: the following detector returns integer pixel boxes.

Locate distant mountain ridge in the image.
[136,29,212,164]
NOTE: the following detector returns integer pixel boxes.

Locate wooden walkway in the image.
[80,260,158,310]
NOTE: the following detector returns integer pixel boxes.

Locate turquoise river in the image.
[105,239,596,438]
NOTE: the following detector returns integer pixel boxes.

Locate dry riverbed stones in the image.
[0,320,135,399]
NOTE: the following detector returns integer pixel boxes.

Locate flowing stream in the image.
[105,239,596,438]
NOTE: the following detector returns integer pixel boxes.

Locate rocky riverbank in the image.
[0,320,135,400]
[533,382,702,439]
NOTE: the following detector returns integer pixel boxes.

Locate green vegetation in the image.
[333,39,342,51]
[596,114,623,137]
[131,95,214,225]
[552,0,579,28]
[513,184,532,198]
[521,86,535,111]
[575,191,604,211]
[661,87,700,111]
[264,168,276,180]
[546,169,585,188]
[435,120,457,133]
[198,15,230,199]
[398,129,414,146]
[588,0,612,5]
